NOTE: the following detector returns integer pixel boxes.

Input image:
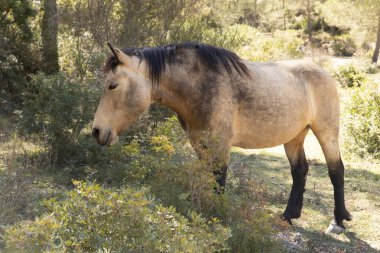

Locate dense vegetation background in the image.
[0,0,380,252]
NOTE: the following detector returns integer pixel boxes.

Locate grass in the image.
[230,132,380,252]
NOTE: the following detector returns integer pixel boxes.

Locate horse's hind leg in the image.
[312,127,352,231]
[282,127,310,223]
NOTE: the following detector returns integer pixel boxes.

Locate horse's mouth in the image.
[95,130,118,146]
[105,132,112,146]
[105,132,119,146]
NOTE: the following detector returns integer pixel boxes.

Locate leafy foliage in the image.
[2,214,60,252]
[3,181,231,252]
[331,35,356,56]
[20,72,99,163]
[343,82,380,159]
[216,176,284,252]
[236,26,304,62]
[335,64,367,88]
[0,0,36,112]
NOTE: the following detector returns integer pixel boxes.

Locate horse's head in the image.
[92,44,152,146]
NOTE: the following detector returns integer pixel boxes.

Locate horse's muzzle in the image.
[92,127,113,146]
[92,127,100,139]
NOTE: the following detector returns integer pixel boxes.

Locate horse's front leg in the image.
[211,156,230,193]
[213,164,228,188]
[189,135,231,192]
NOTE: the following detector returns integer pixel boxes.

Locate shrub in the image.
[20,72,99,163]
[168,20,247,51]
[236,27,304,62]
[334,64,366,88]
[171,24,304,62]
[215,164,285,252]
[343,83,380,159]
[362,62,379,74]
[2,115,284,252]
[0,53,27,113]
[0,0,36,113]
[84,116,283,252]
[58,34,107,81]
[2,181,231,252]
[331,35,356,56]
[109,117,284,252]
[2,214,60,252]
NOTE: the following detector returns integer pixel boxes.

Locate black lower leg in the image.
[283,156,309,222]
[329,159,352,227]
[213,165,228,193]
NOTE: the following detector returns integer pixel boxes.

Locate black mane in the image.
[104,42,250,83]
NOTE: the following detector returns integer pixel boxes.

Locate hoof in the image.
[214,186,225,194]
[344,212,353,221]
[325,219,345,234]
[280,213,293,225]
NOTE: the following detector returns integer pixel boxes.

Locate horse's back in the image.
[251,59,340,121]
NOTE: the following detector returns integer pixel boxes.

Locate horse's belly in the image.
[231,111,311,149]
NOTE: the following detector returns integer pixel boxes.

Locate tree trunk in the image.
[41,0,59,74]
[307,0,313,43]
[283,0,286,29]
[372,10,380,64]
[253,0,258,28]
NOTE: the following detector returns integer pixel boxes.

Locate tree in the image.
[372,10,380,64]
[306,0,313,42]
[282,0,286,29]
[41,0,59,74]
[351,0,380,63]
[0,0,35,111]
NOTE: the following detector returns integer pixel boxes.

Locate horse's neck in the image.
[152,74,193,124]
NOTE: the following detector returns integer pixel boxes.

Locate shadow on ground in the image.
[295,227,380,253]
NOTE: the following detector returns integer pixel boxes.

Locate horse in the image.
[91,42,352,233]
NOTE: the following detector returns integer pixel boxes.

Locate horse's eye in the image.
[109,83,118,90]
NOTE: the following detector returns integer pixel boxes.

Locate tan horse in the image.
[92,42,351,233]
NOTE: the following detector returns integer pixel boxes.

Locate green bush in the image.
[86,117,283,252]
[0,0,36,113]
[2,181,231,253]
[2,116,283,252]
[0,53,27,113]
[215,165,284,252]
[168,20,247,51]
[58,35,107,81]
[20,72,98,163]
[236,27,304,62]
[343,83,380,159]
[334,64,366,88]
[331,35,356,56]
[2,214,60,252]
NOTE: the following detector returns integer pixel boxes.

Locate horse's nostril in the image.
[92,128,100,138]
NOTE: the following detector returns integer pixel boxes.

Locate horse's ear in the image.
[107,42,132,66]
[107,42,120,62]
[114,48,132,66]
